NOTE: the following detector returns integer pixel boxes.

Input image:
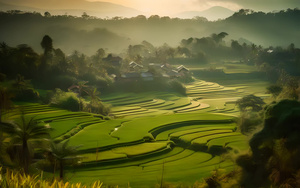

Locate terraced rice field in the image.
[7,77,263,187]
[103,78,269,119]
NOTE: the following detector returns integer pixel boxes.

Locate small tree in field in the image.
[266,85,282,98]
[236,94,265,112]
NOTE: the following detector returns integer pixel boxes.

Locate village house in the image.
[102,54,122,67]
[129,61,144,71]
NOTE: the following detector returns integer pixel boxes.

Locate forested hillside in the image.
[0,8,299,55]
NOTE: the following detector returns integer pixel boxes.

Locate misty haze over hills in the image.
[0,0,299,55]
[0,0,235,21]
[175,6,235,21]
[0,0,143,18]
[0,9,299,55]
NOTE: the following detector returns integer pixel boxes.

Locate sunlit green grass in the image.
[226,140,250,151]
[111,113,234,143]
[65,152,234,187]
[81,150,127,162]
[67,120,125,151]
[112,141,171,156]
[49,117,103,138]
[192,132,243,145]
[179,130,234,143]
[207,134,247,148]
[170,125,236,139]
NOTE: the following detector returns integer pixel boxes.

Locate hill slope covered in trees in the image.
[0,8,299,55]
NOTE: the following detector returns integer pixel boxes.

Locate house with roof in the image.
[102,54,122,67]
[129,61,144,71]
[177,65,189,73]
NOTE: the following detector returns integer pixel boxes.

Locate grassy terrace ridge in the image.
[112,113,235,141]
[67,119,126,151]
[207,134,247,148]
[81,141,172,163]
[191,132,244,146]
[100,78,269,119]
[179,129,234,143]
[64,113,235,152]
[49,117,104,138]
[169,124,236,138]
[154,124,228,141]
[65,153,234,187]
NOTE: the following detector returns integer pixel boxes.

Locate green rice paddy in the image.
[8,75,270,187]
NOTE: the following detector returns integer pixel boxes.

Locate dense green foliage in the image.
[236,94,265,112]
[0,115,51,173]
[237,100,300,187]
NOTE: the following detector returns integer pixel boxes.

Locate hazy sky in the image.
[1,0,299,16]
[89,0,240,14]
[88,0,300,14]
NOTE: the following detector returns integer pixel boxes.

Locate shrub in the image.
[60,96,80,111]
[266,85,282,98]
[86,101,111,116]
[50,89,80,111]
[238,111,263,134]
[14,88,40,102]
[42,91,54,104]
[167,80,186,95]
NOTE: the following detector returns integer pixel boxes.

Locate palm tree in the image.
[68,81,89,111]
[0,87,13,122]
[89,88,101,104]
[0,114,51,173]
[47,140,82,180]
[87,88,107,114]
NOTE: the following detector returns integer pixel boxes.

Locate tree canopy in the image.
[237,100,300,187]
[236,94,265,112]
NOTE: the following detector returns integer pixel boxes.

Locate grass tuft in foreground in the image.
[0,166,103,188]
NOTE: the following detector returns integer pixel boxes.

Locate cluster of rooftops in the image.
[104,55,190,81]
[119,61,189,81]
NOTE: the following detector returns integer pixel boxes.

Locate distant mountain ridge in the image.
[0,0,143,18]
[1,0,234,20]
[176,6,235,20]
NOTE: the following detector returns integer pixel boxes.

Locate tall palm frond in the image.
[47,140,82,179]
[0,115,51,173]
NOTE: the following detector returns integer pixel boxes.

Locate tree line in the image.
[0,8,299,55]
